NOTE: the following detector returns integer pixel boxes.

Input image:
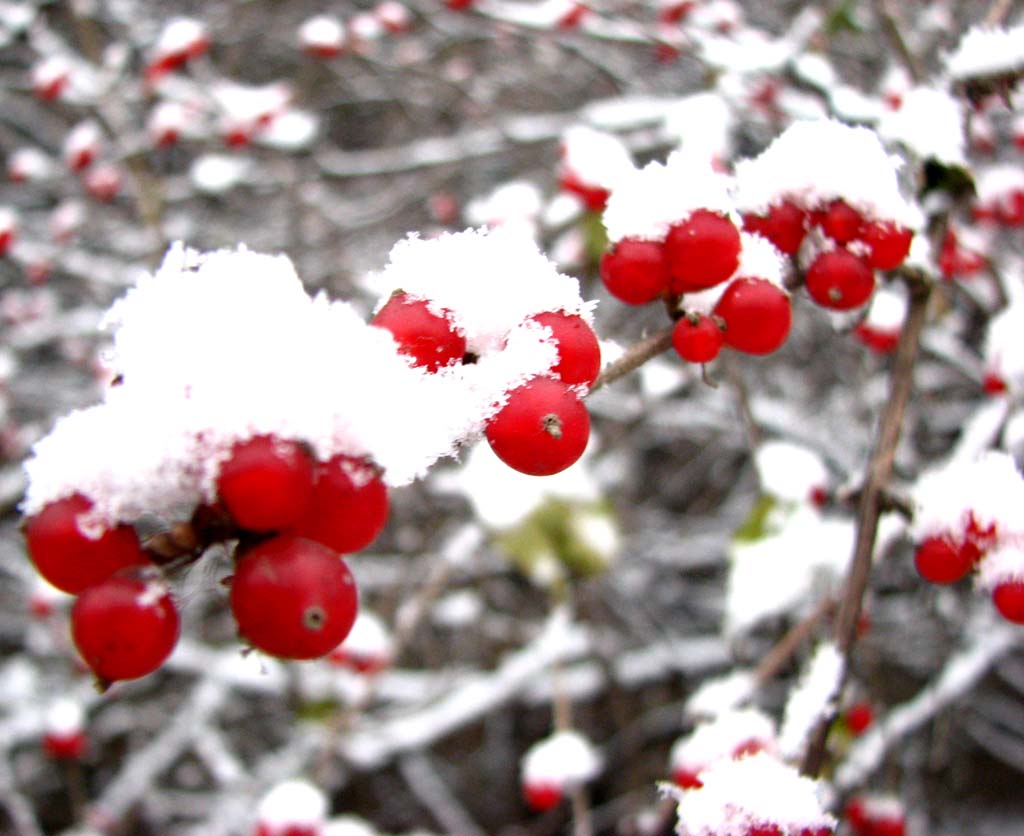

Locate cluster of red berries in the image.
[22,436,388,684]
[743,198,913,311]
[601,210,791,365]
[372,291,600,476]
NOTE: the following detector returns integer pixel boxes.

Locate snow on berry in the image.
[42,698,87,759]
[255,779,327,836]
[190,155,250,195]
[299,15,347,58]
[602,150,736,245]
[778,642,843,759]
[324,817,378,836]
[31,55,72,100]
[7,147,51,183]
[733,120,922,232]
[0,208,17,256]
[669,709,777,789]
[976,543,1024,600]
[147,101,195,147]
[753,441,828,505]
[663,93,734,163]
[909,451,1024,555]
[973,165,1024,227]
[845,794,906,836]
[464,180,544,235]
[521,730,602,800]
[558,126,635,211]
[63,121,102,172]
[670,751,835,836]
[213,81,291,143]
[146,17,209,81]
[876,87,966,166]
[945,22,1024,83]
[329,610,394,672]
[686,671,756,720]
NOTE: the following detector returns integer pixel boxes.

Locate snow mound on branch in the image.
[909,451,1024,544]
[257,779,327,832]
[946,23,1024,80]
[670,751,835,836]
[670,709,777,777]
[977,543,1024,589]
[663,93,734,161]
[602,150,736,244]
[685,670,755,720]
[734,119,922,228]
[23,232,589,526]
[754,441,827,504]
[877,87,966,166]
[778,642,843,759]
[521,730,602,788]
[45,698,84,736]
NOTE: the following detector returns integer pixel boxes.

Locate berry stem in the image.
[801,268,933,777]
[870,0,924,83]
[588,325,674,394]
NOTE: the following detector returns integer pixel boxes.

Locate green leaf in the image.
[824,0,861,35]
[733,494,779,544]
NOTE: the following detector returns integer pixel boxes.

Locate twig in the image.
[870,0,924,84]
[399,753,487,836]
[985,0,1015,26]
[801,270,933,777]
[754,597,836,685]
[588,326,674,394]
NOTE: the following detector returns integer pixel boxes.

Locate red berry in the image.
[599,239,670,305]
[528,311,601,388]
[23,494,150,594]
[665,209,742,291]
[671,767,703,789]
[843,702,874,736]
[820,199,864,244]
[854,323,899,355]
[713,278,791,356]
[743,201,808,256]
[983,372,1008,394]
[523,782,563,811]
[230,535,358,659]
[372,292,466,372]
[873,818,906,836]
[672,314,724,363]
[559,171,610,211]
[43,731,87,760]
[993,580,1024,624]
[747,827,783,836]
[805,249,875,311]
[486,377,590,476]
[731,738,766,758]
[72,569,180,682]
[217,436,315,532]
[861,221,913,270]
[845,798,869,832]
[913,535,975,584]
[293,455,389,553]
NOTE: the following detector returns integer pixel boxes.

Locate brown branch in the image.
[755,596,836,685]
[985,0,1014,26]
[588,326,674,394]
[801,270,933,777]
[871,0,924,84]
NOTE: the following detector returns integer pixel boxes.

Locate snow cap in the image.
[257,779,327,832]
[521,730,602,788]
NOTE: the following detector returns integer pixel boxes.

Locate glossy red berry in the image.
[23,494,150,594]
[746,827,783,836]
[983,372,1007,394]
[713,278,791,356]
[43,731,87,760]
[71,569,180,682]
[805,249,875,311]
[372,292,466,372]
[231,535,358,659]
[599,239,670,305]
[665,209,742,291]
[743,201,808,256]
[914,535,977,584]
[843,702,874,736]
[819,199,864,244]
[217,436,315,532]
[528,311,601,388]
[853,323,899,354]
[672,314,724,364]
[993,580,1024,624]
[559,171,610,212]
[486,377,590,476]
[293,455,389,553]
[861,221,913,270]
[523,782,563,812]
[672,767,703,789]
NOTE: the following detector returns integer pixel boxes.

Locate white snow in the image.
[778,641,843,759]
[734,119,922,228]
[189,155,249,194]
[324,817,378,836]
[257,779,327,830]
[31,55,70,92]
[671,751,835,836]
[945,23,1024,80]
[685,670,755,720]
[45,699,84,736]
[602,151,737,244]
[256,110,319,151]
[335,611,394,663]
[877,87,966,166]
[975,164,1024,211]
[662,93,734,161]
[669,709,776,776]
[862,285,907,333]
[8,147,51,181]
[299,15,347,53]
[153,17,207,59]
[63,121,102,168]
[976,543,1024,589]
[560,126,635,191]
[464,181,543,232]
[521,730,602,787]
[754,440,828,504]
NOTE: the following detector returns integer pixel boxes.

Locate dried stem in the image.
[754,596,836,685]
[801,271,933,776]
[588,326,675,394]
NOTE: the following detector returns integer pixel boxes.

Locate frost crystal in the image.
[672,752,835,836]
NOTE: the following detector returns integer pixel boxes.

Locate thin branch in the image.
[754,596,836,685]
[985,0,1015,26]
[870,0,925,84]
[801,270,933,777]
[588,326,674,394]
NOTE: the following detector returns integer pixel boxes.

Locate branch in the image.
[870,0,924,84]
[589,326,675,394]
[985,0,1015,26]
[801,270,933,776]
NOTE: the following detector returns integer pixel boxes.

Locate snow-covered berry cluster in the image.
[520,730,601,812]
[910,452,1024,624]
[669,709,777,789]
[20,228,598,684]
[844,794,906,836]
